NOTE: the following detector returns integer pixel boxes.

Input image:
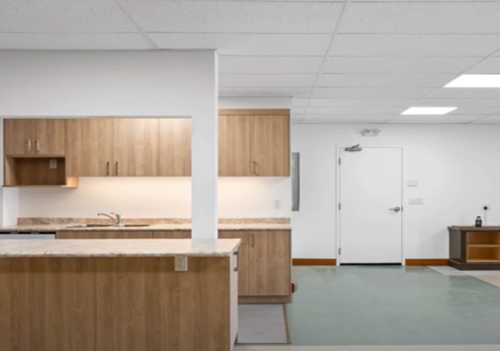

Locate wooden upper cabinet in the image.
[159,119,191,176]
[66,119,114,177]
[218,114,251,176]
[34,119,66,155]
[4,119,66,156]
[250,114,290,177]
[113,119,160,176]
[4,119,33,155]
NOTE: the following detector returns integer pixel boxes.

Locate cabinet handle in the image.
[27,139,31,153]
[115,161,118,176]
[35,139,40,153]
[253,161,259,176]
[234,252,239,272]
[106,162,110,176]
[251,233,255,247]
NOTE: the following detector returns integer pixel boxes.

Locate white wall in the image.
[17,177,291,219]
[292,123,500,260]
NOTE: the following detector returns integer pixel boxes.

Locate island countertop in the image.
[0,238,241,257]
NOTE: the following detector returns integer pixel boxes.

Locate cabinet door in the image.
[66,119,114,177]
[159,119,191,176]
[218,114,251,176]
[4,119,33,155]
[249,231,291,296]
[219,231,252,296]
[152,231,191,238]
[34,119,66,155]
[113,119,159,176]
[250,115,290,176]
[57,231,152,239]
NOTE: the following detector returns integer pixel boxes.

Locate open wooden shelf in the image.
[4,157,78,188]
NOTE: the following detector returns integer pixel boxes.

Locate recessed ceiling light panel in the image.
[401,107,457,115]
[445,74,500,88]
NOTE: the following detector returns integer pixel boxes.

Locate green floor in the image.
[287,266,500,345]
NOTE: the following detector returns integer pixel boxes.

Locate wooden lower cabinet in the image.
[153,230,191,239]
[220,230,291,303]
[57,231,152,239]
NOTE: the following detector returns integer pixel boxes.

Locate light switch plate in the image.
[49,159,57,169]
[407,180,418,187]
[409,198,423,205]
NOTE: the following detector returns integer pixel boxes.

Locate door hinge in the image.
[338,158,341,165]
[338,248,341,255]
[338,203,341,210]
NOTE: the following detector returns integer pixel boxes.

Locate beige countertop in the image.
[0,239,241,257]
[0,221,292,232]
[0,222,291,232]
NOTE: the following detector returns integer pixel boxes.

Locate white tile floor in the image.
[236,346,500,351]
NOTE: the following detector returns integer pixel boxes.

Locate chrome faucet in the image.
[98,212,123,226]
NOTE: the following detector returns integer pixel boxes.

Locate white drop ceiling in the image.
[1,0,500,124]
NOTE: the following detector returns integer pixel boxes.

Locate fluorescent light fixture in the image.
[401,107,457,115]
[445,74,500,88]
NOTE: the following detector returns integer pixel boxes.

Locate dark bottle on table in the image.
[475,216,482,227]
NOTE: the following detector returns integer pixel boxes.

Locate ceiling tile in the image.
[301,114,390,123]
[429,88,500,99]
[472,115,500,123]
[220,74,315,88]
[312,87,435,98]
[293,98,418,107]
[341,3,500,34]
[122,1,343,34]
[466,58,500,74]
[317,74,456,88]
[0,33,152,50]
[387,115,483,124]
[150,33,331,56]
[220,56,322,74]
[297,107,404,115]
[330,34,500,57]
[220,87,310,97]
[421,99,500,107]
[324,57,482,74]
[0,1,137,33]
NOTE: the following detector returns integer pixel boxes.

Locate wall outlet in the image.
[274,200,282,210]
[49,159,57,169]
[483,204,491,211]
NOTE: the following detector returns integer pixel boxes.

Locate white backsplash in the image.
[18,177,292,219]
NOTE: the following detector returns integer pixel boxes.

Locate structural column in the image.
[191,53,219,240]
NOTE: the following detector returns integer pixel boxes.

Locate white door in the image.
[339,147,402,264]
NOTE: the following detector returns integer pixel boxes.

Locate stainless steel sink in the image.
[66,224,149,228]
[66,224,113,228]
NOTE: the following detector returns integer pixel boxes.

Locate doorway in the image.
[338,147,403,265]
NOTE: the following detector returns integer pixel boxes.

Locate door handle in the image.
[106,161,110,176]
[27,139,31,153]
[115,161,118,176]
[390,207,401,212]
[36,139,40,153]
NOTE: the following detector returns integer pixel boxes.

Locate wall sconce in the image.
[360,128,381,137]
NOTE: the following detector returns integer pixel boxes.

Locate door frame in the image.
[335,145,405,266]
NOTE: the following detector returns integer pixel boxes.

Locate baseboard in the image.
[292,258,337,266]
[239,296,292,304]
[405,259,448,266]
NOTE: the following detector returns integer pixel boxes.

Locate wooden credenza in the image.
[448,226,500,270]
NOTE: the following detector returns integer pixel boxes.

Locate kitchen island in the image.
[0,239,240,351]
